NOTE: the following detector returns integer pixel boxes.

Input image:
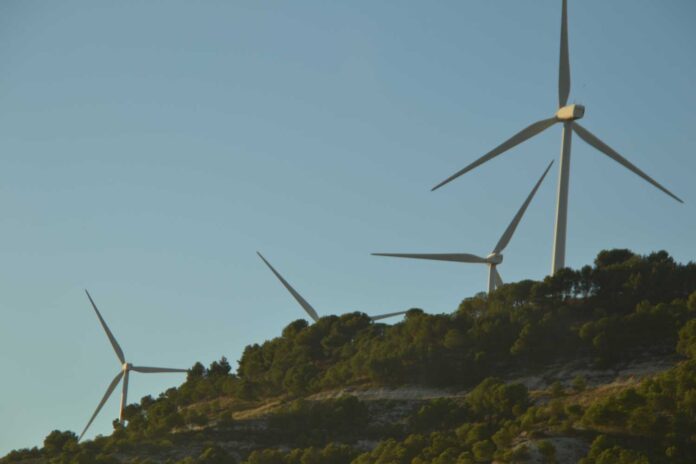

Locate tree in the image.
[42,430,77,455]
[472,440,495,462]
[572,375,587,392]
[198,445,235,464]
[550,381,565,398]
[187,362,206,381]
[208,357,232,377]
[537,440,556,463]
[677,319,696,359]
[594,249,636,268]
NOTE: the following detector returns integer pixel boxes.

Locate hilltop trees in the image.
[84,250,695,447]
[2,249,695,464]
[99,249,695,427]
[223,249,693,399]
[42,430,78,455]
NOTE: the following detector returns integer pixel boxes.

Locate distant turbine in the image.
[431,0,682,275]
[257,252,408,322]
[79,290,187,441]
[375,161,553,294]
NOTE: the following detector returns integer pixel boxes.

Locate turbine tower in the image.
[257,252,408,322]
[79,290,187,441]
[374,161,553,294]
[431,0,682,274]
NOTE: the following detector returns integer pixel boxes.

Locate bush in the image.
[571,375,587,392]
[43,430,78,455]
[677,318,696,359]
[537,440,556,463]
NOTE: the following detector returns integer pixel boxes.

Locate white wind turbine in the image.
[375,161,553,294]
[79,290,187,441]
[257,252,408,322]
[431,0,682,275]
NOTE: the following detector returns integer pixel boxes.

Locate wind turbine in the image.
[79,290,187,441]
[431,0,682,274]
[257,252,408,322]
[375,161,553,294]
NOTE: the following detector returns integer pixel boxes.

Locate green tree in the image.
[187,362,206,381]
[198,445,234,464]
[42,430,77,455]
[571,375,587,392]
[537,440,556,463]
[208,357,232,377]
[472,440,495,462]
[677,319,696,359]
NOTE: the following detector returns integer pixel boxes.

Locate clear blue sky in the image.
[1,0,694,453]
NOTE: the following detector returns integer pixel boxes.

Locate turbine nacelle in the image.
[555,104,585,121]
[378,161,554,295]
[122,363,133,372]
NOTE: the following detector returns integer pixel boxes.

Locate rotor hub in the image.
[555,104,585,121]
[122,363,132,372]
[486,253,503,265]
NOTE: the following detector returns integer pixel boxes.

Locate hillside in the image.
[3,249,696,464]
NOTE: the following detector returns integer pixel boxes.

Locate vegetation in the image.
[2,249,695,463]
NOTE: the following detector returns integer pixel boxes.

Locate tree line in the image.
[3,249,695,463]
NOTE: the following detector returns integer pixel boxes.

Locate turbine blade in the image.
[431,117,558,191]
[257,252,321,323]
[79,371,122,441]
[492,160,554,254]
[572,123,683,203]
[558,0,571,107]
[85,290,126,364]
[372,253,488,264]
[131,366,188,374]
[369,310,408,321]
[493,267,504,289]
